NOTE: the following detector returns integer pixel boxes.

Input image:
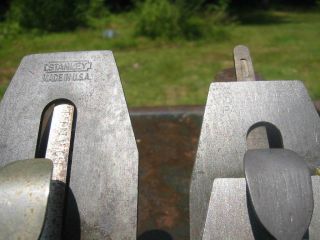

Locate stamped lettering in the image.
[43,60,92,82]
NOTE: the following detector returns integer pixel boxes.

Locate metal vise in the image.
[190,46,320,240]
[0,51,138,239]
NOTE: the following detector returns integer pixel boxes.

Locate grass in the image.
[0,9,320,106]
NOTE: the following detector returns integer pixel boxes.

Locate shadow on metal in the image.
[62,187,81,240]
[138,229,173,240]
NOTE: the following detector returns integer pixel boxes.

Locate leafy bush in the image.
[86,0,110,28]
[135,0,232,40]
[0,21,21,42]
[88,0,107,17]
[8,0,89,31]
[176,0,206,15]
[135,0,181,39]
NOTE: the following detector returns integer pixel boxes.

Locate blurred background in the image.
[0,0,319,106]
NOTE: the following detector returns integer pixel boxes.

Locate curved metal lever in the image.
[0,158,53,240]
[244,149,314,240]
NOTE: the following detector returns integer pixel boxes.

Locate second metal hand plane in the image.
[190,45,320,240]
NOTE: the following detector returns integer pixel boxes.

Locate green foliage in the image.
[88,0,107,17]
[135,0,181,39]
[214,0,232,11]
[135,0,210,39]
[180,16,205,39]
[0,11,320,105]
[8,0,89,31]
[175,0,206,14]
[0,21,21,42]
[135,0,231,40]
[86,0,110,28]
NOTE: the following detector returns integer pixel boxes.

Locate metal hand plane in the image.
[0,51,138,239]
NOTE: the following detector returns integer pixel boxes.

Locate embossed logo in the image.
[43,60,92,82]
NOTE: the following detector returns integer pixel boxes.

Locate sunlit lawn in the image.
[0,10,319,106]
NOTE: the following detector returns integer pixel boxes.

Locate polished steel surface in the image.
[0,158,52,240]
